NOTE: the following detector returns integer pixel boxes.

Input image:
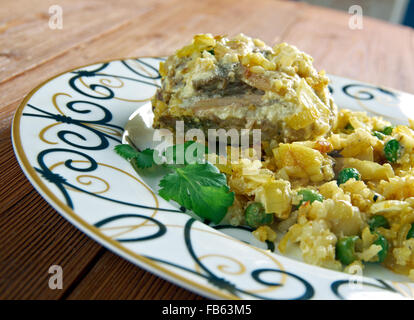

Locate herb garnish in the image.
[115,143,234,223]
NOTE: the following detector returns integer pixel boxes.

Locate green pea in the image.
[407,224,414,239]
[384,139,401,163]
[337,168,361,185]
[297,189,324,207]
[372,131,385,140]
[336,236,359,265]
[373,232,389,263]
[382,126,394,135]
[368,215,389,231]
[345,123,354,131]
[245,202,273,229]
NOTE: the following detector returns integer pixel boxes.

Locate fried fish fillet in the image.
[152,34,337,145]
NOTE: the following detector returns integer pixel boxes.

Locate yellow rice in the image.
[215,109,414,280]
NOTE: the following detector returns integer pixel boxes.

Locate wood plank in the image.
[0,132,105,299]
[1,0,413,132]
[66,251,204,300]
[0,0,304,300]
[0,0,303,131]
[0,0,166,84]
[1,0,413,300]
[278,3,414,93]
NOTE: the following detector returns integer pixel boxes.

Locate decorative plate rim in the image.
[11,57,414,300]
[11,58,246,300]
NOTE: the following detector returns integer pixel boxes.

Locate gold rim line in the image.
[11,57,241,300]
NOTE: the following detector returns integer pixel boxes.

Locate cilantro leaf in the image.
[158,163,234,223]
[165,141,208,164]
[115,144,157,168]
[114,144,139,160]
[134,148,157,169]
[115,143,234,224]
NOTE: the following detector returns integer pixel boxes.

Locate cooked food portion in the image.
[140,33,414,280]
[212,110,414,280]
[152,34,337,144]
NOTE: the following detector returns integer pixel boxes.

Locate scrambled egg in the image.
[153,33,337,144]
[218,110,414,279]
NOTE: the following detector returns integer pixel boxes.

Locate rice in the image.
[219,109,414,280]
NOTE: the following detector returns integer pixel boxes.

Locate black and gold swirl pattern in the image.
[12,57,413,300]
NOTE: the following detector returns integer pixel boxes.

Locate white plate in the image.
[12,57,414,300]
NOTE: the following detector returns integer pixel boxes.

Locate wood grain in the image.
[0,0,164,84]
[279,3,414,93]
[0,0,301,132]
[0,132,105,299]
[0,0,413,300]
[66,251,204,300]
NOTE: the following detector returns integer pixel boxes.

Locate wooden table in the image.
[1,0,413,300]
